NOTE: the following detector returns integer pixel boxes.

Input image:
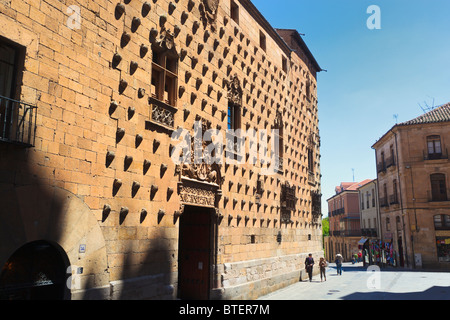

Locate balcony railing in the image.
[331,230,362,237]
[329,208,345,217]
[385,156,396,168]
[0,95,37,147]
[361,228,378,237]
[428,190,449,202]
[377,162,386,174]
[389,194,399,205]
[379,196,388,208]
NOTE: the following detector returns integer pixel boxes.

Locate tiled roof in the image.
[372,102,450,149]
[335,179,374,193]
[345,179,374,191]
[398,102,450,126]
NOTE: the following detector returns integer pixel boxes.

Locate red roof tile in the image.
[398,102,450,126]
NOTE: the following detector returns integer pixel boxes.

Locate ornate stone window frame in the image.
[148,28,179,130]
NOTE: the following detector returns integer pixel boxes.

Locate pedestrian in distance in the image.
[319,257,327,282]
[335,253,343,275]
[305,253,314,282]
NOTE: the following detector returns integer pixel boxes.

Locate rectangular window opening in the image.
[259,31,266,52]
[231,0,239,24]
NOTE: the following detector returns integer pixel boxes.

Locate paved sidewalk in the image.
[258,262,450,300]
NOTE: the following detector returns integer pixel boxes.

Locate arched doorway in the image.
[0,241,70,300]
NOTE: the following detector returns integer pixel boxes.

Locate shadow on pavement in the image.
[342,286,450,300]
[327,263,366,273]
[328,262,450,274]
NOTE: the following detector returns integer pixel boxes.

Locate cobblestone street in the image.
[258,262,450,300]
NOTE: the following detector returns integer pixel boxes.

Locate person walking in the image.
[335,253,343,275]
[305,253,315,282]
[319,257,327,282]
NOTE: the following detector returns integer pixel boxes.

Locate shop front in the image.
[360,238,398,267]
[436,237,450,263]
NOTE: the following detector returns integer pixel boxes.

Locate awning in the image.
[358,238,368,245]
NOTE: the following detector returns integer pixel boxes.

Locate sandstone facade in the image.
[372,103,450,269]
[324,181,371,262]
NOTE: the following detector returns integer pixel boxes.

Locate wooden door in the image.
[178,206,211,300]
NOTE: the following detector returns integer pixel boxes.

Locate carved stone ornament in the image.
[180,185,216,207]
[178,177,222,210]
[307,131,319,148]
[176,119,223,185]
[311,190,322,222]
[226,74,243,106]
[200,0,220,30]
[274,111,283,129]
[174,204,185,216]
[280,182,297,224]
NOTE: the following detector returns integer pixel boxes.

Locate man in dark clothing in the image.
[305,254,314,282]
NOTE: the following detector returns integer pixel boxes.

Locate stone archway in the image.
[0,240,70,300]
[0,185,108,299]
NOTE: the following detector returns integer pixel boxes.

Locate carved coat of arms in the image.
[176,119,223,185]
[226,74,243,106]
[200,0,220,30]
[156,27,177,54]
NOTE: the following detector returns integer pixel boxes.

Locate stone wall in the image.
[215,251,323,300]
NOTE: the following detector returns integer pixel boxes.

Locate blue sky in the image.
[252,0,450,211]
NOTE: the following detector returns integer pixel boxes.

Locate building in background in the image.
[372,103,450,269]
[357,179,382,265]
[324,180,371,262]
[0,0,323,300]
[358,179,380,239]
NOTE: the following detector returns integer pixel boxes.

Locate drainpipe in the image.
[405,158,419,269]
[394,131,410,268]
[372,146,383,242]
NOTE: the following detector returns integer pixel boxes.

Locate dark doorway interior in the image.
[397,236,404,267]
[0,241,69,300]
[178,206,212,300]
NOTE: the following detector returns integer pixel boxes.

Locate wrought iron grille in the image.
[281,183,297,224]
[149,97,176,129]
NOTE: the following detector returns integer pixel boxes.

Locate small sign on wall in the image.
[79,244,86,253]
